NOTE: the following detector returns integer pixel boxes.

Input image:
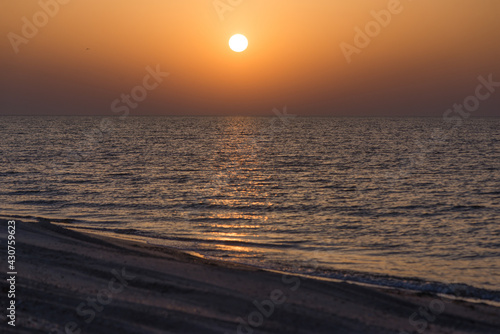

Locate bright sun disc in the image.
[229,34,248,52]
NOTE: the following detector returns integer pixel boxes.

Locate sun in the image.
[229,34,248,53]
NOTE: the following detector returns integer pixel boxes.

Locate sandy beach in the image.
[1,218,499,334]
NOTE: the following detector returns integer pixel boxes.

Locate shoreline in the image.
[69,229,500,307]
[1,218,500,333]
[38,217,500,306]
[2,215,500,303]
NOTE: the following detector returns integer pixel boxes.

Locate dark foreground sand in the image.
[1,219,499,334]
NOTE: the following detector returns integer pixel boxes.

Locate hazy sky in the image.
[1,0,499,116]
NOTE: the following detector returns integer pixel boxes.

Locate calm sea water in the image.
[1,116,499,300]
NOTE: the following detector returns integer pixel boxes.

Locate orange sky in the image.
[1,0,499,116]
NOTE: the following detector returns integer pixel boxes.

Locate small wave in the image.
[443,205,488,212]
[16,200,67,206]
[296,267,500,303]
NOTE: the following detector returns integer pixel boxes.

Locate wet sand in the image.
[1,218,499,334]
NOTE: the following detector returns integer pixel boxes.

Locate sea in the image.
[1,116,499,302]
